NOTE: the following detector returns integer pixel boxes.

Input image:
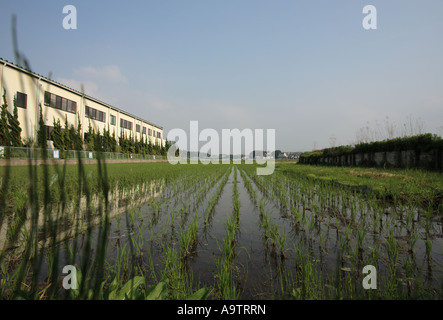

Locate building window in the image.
[110,114,116,126]
[85,106,106,123]
[136,124,140,133]
[142,127,146,135]
[44,91,77,114]
[120,118,132,130]
[16,92,27,109]
[148,128,152,136]
[157,132,161,139]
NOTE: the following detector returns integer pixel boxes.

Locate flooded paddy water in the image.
[1,162,442,299]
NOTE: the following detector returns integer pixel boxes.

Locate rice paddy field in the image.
[1,159,443,300]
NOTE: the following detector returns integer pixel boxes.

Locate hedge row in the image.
[301,133,443,159]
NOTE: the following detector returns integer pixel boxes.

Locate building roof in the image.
[0,57,163,130]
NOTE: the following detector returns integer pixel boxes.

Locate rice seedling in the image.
[277,228,288,260]
[385,221,400,294]
[292,241,325,300]
[269,223,279,248]
[203,166,230,226]
[179,210,199,260]
[291,206,302,227]
[260,209,270,240]
[357,228,366,253]
[239,167,257,204]
[215,254,240,299]
[232,166,240,221]
[216,213,241,299]
[160,243,194,299]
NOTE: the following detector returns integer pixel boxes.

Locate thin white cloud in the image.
[74,65,128,84]
[55,64,129,105]
[55,77,101,98]
[136,92,172,112]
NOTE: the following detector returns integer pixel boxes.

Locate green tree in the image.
[134,137,140,154]
[128,132,135,154]
[111,130,117,152]
[104,127,117,153]
[64,115,72,150]
[0,90,10,147]
[67,115,83,151]
[8,96,23,147]
[69,124,77,151]
[163,140,171,156]
[119,129,127,153]
[94,128,103,152]
[37,105,47,157]
[51,118,65,158]
[147,137,153,155]
[74,115,83,150]
[153,139,160,155]
[102,126,109,152]
[85,120,95,151]
[142,135,148,155]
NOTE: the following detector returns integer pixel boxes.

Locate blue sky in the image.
[1,0,443,151]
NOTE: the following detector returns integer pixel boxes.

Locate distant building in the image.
[276,151,303,159]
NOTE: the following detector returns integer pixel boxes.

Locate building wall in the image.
[0,58,163,149]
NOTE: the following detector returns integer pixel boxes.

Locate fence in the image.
[0,146,166,161]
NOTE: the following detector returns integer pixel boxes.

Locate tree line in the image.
[0,90,23,149]
[1,89,171,158]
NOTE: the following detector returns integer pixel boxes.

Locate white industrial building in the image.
[0,57,163,149]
